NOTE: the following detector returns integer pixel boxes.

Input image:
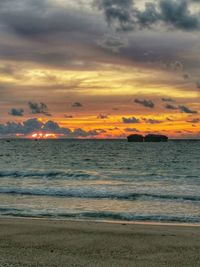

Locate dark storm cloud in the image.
[22,118,43,133]
[94,0,134,31]
[0,118,106,137]
[0,0,94,36]
[0,0,200,100]
[0,122,23,135]
[95,0,200,31]
[0,0,107,69]
[28,102,51,116]
[2,0,197,49]
[72,102,83,108]
[179,105,198,114]
[159,0,199,30]
[9,108,24,116]
[0,119,42,135]
[134,99,155,108]
[122,117,140,123]
[136,2,160,27]
[0,0,199,73]
[42,120,71,135]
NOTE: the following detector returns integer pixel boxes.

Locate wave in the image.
[0,170,101,180]
[0,207,199,223]
[0,170,199,182]
[0,187,199,202]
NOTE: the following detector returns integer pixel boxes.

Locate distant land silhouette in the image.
[127,134,168,142]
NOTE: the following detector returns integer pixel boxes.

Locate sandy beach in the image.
[0,218,199,267]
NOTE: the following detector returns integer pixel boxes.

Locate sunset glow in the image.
[0,0,200,139]
[31,133,58,139]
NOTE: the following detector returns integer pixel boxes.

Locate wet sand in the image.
[0,218,199,267]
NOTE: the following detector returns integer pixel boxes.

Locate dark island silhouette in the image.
[127,134,144,142]
[127,134,168,142]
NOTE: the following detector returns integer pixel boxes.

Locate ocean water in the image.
[0,139,200,224]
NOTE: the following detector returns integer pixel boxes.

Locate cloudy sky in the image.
[0,0,200,138]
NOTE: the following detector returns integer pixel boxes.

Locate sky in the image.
[0,0,200,138]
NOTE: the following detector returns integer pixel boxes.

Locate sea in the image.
[0,139,200,224]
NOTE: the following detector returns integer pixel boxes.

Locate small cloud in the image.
[0,64,17,76]
[97,114,109,119]
[162,97,174,102]
[183,73,189,79]
[97,34,128,52]
[9,108,24,117]
[166,117,174,121]
[170,61,184,71]
[73,128,106,137]
[134,99,155,108]
[109,127,119,131]
[143,118,162,124]
[165,104,177,110]
[124,128,139,132]
[187,118,200,123]
[122,117,140,124]
[72,102,83,108]
[64,115,73,118]
[179,105,198,114]
[196,81,200,89]
[28,102,51,116]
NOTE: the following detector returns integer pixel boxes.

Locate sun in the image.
[31,132,57,139]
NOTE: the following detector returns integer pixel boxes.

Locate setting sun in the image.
[31,133,58,139]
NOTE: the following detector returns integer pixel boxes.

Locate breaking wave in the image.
[0,187,199,202]
[0,207,199,223]
[0,170,102,180]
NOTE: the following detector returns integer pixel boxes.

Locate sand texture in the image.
[0,218,199,267]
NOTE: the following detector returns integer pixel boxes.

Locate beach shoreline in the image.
[0,217,199,267]
[1,215,200,227]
